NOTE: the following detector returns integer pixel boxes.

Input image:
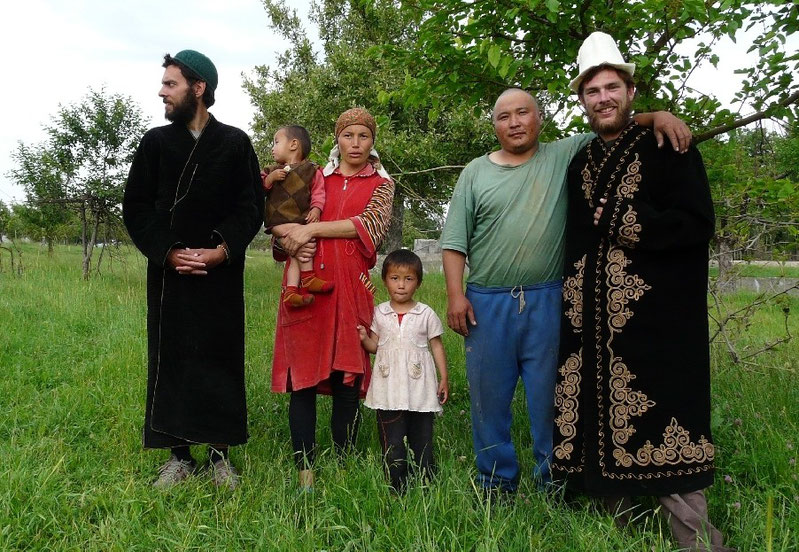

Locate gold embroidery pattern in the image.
[585,125,645,209]
[601,246,654,470]
[583,126,715,480]
[554,349,582,461]
[563,255,585,331]
[599,246,714,476]
[614,155,642,248]
[593,238,606,453]
[616,155,641,199]
[617,205,641,248]
[618,418,715,468]
[605,248,650,331]
[608,356,655,467]
[581,165,594,201]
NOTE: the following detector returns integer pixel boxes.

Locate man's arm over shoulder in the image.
[550,133,595,161]
[633,112,692,153]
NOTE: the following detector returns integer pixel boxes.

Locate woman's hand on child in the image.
[295,240,317,263]
[356,325,368,341]
[438,378,449,405]
[306,207,322,223]
[281,224,316,256]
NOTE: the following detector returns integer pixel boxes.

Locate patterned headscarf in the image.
[324,107,390,179]
[335,107,377,138]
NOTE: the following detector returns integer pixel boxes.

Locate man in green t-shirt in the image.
[441,88,690,493]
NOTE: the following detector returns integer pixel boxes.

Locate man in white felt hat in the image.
[439,36,694,497]
[551,32,733,552]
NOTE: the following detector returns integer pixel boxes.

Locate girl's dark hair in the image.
[280,125,312,159]
[162,54,216,107]
[382,249,423,283]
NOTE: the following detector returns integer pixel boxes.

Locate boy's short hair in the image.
[382,249,424,283]
[280,125,312,159]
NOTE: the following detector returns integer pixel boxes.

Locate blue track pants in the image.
[465,280,561,491]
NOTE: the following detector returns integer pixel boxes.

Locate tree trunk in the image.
[1,241,23,275]
[80,200,89,279]
[95,224,108,275]
[384,190,405,252]
[82,212,100,281]
[716,234,735,292]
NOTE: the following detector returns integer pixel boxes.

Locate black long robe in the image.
[551,123,717,496]
[123,115,264,448]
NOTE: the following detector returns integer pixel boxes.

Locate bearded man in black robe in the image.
[123,50,263,489]
[551,33,733,551]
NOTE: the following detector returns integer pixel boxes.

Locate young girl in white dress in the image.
[357,249,449,492]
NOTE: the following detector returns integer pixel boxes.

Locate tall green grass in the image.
[0,244,796,551]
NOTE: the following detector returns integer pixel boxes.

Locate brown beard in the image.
[588,101,633,137]
[165,87,198,124]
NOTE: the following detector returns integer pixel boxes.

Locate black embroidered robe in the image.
[123,115,264,448]
[551,123,716,496]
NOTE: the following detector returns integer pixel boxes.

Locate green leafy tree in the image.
[700,126,799,272]
[9,143,73,253]
[394,1,798,141]
[10,88,147,278]
[0,200,9,238]
[245,0,496,248]
[0,201,22,275]
[391,0,799,276]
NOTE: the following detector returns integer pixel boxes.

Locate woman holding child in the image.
[270,108,395,489]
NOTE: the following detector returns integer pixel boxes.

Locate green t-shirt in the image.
[440,134,593,287]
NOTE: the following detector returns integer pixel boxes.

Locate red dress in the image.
[271,163,394,394]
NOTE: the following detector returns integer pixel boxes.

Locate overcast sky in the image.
[0,1,793,204]
[0,0,312,203]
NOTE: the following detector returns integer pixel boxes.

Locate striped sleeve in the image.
[350,178,395,257]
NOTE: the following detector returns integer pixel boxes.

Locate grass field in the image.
[708,264,799,279]
[1,244,797,551]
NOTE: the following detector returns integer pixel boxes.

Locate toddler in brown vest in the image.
[262,125,333,306]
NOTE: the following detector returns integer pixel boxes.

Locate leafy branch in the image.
[695,90,799,143]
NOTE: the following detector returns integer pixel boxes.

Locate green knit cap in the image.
[173,49,218,91]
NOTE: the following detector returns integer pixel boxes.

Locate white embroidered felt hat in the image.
[570,31,636,93]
